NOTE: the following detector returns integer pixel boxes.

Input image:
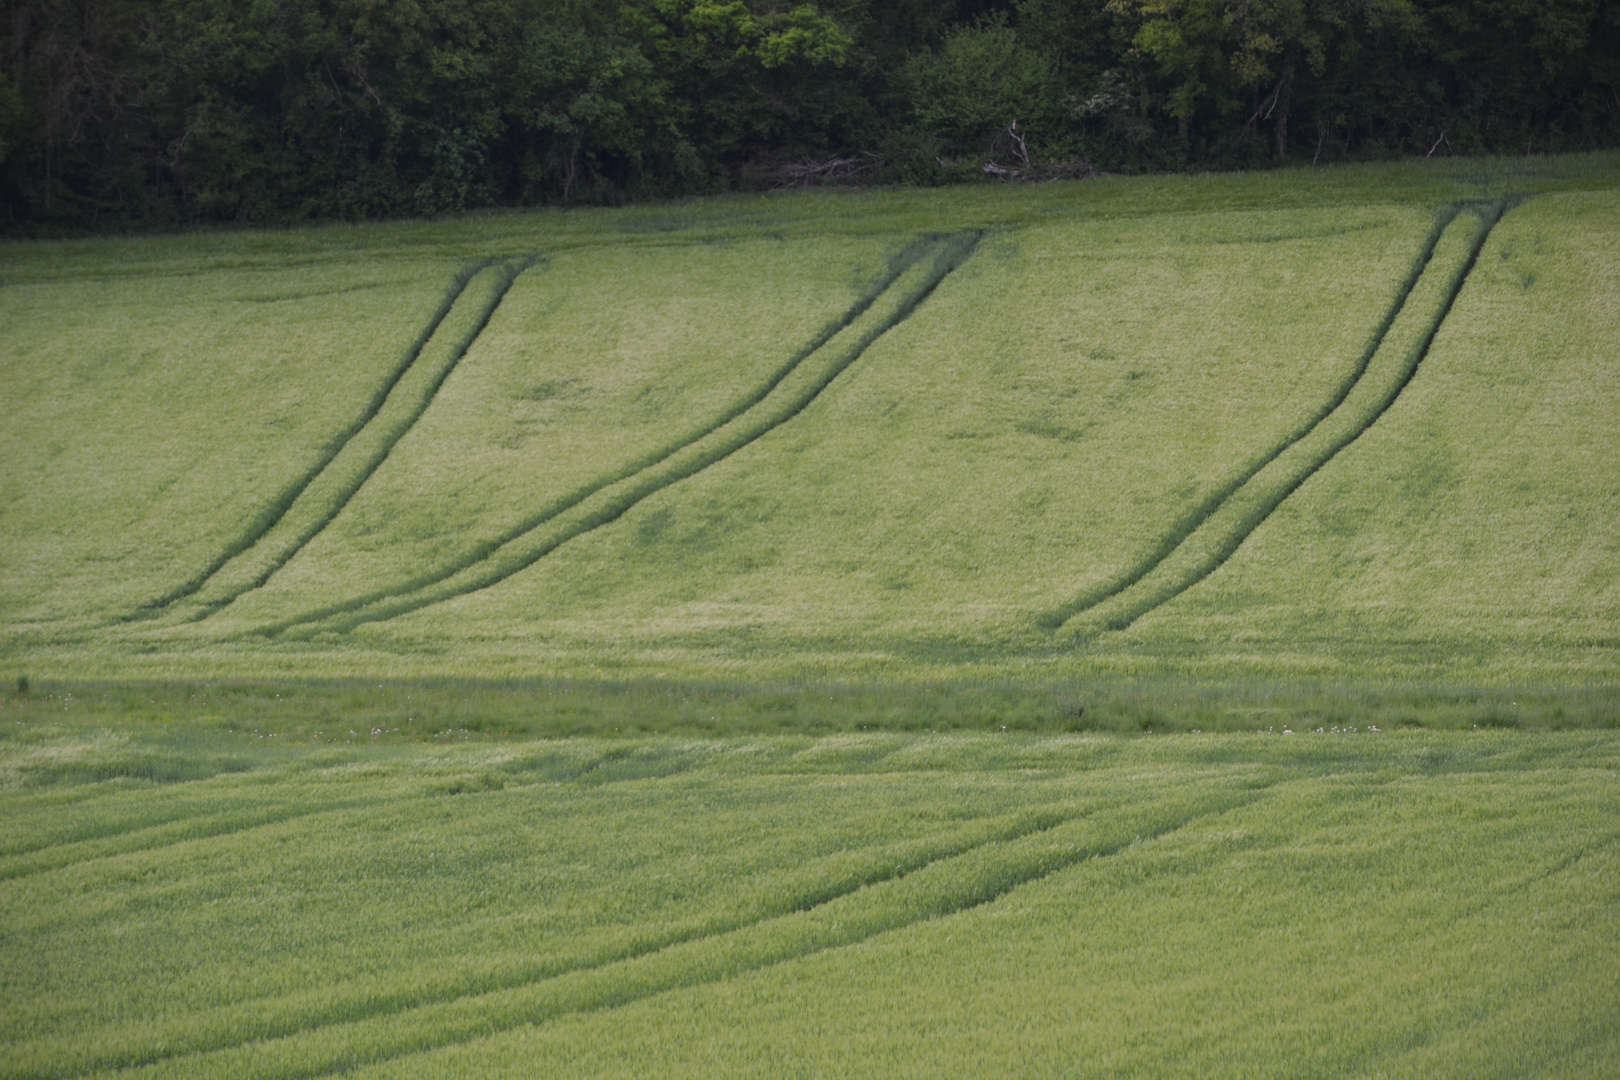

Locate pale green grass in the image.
[1124,189,1620,680]
[402,202,1433,659]
[0,256,458,631]
[0,721,1614,1078]
[0,153,1617,684]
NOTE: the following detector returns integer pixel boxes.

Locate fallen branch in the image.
[764,153,884,187]
[1006,120,1030,168]
[983,157,1100,183]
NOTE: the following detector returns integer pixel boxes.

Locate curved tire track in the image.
[49,787,1260,1080]
[21,796,1081,1080]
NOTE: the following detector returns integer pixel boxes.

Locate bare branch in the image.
[1244,81,1284,132]
[764,153,882,188]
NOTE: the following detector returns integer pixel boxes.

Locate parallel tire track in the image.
[125,260,497,619]
[264,232,982,638]
[1038,206,1465,631]
[0,741,739,884]
[0,741,766,884]
[132,258,535,625]
[1053,199,1511,638]
[243,236,947,638]
[187,258,535,621]
[0,798,377,883]
[56,787,1262,1080]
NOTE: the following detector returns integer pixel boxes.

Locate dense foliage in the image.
[1,0,1616,228]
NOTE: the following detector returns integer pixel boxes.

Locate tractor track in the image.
[259,232,982,639]
[126,258,535,625]
[25,787,1261,1080]
[1052,199,1513,639]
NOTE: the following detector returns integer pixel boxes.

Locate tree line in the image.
[2,0,1616,231]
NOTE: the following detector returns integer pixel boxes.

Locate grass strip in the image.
[14,798,1095,1080]
[82,786,1258,1080]
[265,232,983,638]
[1062,200,1509,638]
[124,260,499,618]
[5,679,1613,738]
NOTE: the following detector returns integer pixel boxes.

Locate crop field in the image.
[2,155,1618,1076]
[1,716,1617,1079]
[2,154,1617,686]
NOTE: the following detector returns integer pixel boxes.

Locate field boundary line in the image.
[262,232,983,638]
[1038,207,1463,632]
[128,257,535,624]
[1052,199,1512,638]
[24,797,1085,1080]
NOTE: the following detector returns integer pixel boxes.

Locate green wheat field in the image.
[2,155,1618,1076]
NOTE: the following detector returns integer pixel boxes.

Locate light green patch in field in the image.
[0,722,1614,1079]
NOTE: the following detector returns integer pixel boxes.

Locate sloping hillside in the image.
[1,157,1616,682]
